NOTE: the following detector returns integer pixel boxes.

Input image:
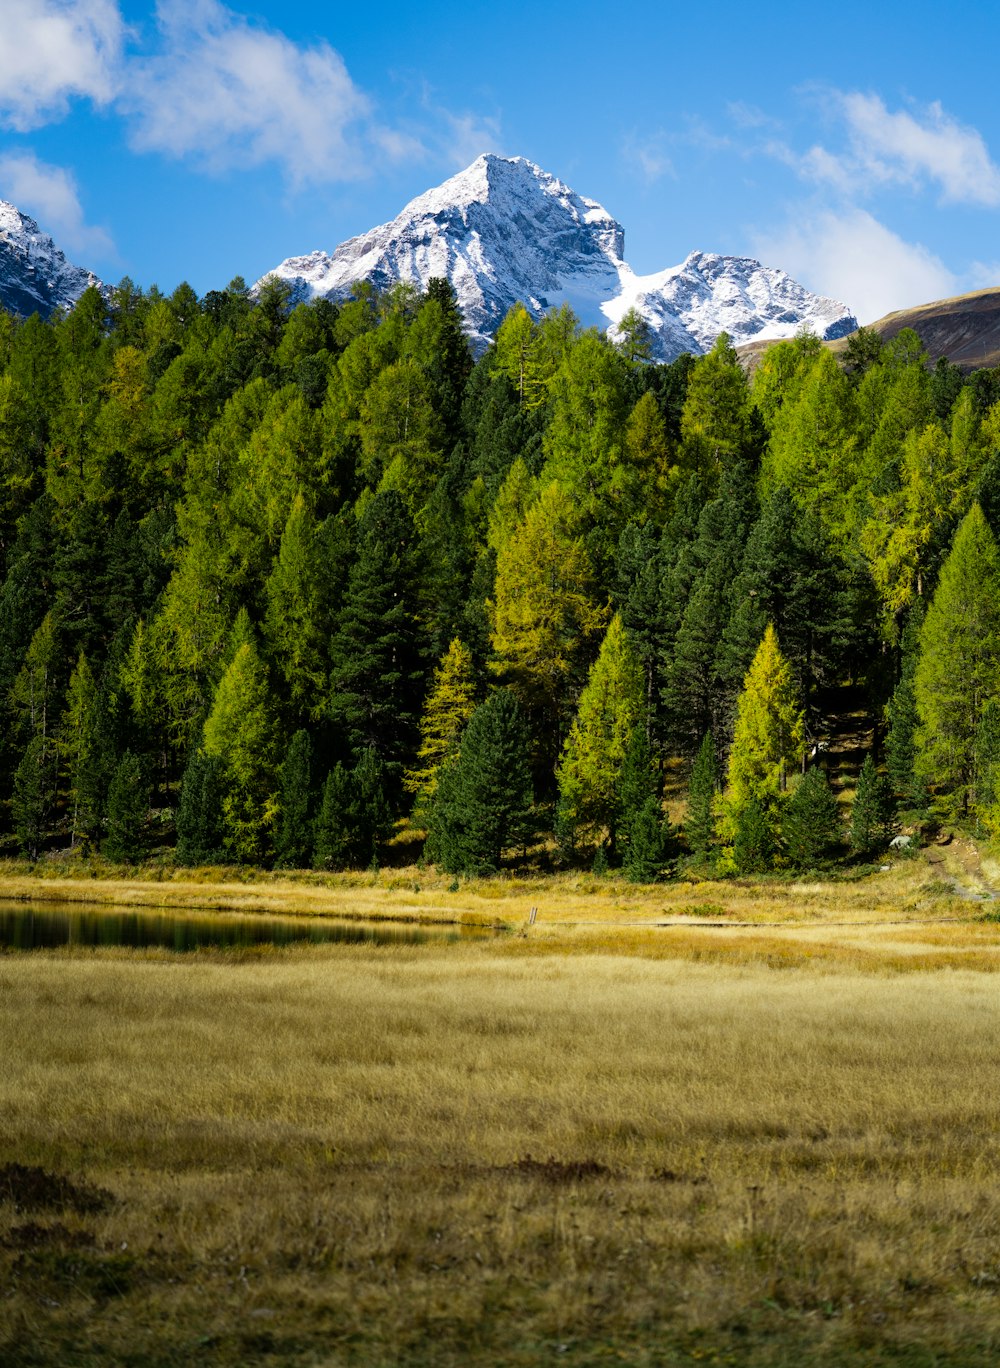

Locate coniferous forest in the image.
[4,272,1000,877]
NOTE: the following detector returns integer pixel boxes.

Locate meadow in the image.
[3,855,1000,1365]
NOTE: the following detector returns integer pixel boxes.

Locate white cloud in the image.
[123,0,388,186]
[0,0,123,130]
[798,91,1000,207]
[754,208,959,322]
[438,110,504,170]
[0,151,113,257]
[621,132,673,184]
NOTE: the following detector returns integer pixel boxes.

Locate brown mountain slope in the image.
[737,286,1000,372]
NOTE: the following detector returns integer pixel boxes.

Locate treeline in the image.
[3,271,1000,876]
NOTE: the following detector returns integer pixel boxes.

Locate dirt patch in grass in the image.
[499,1155,615,1183]
[0,1163,112,1215]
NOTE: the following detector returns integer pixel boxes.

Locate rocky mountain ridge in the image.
[261,155,858,360]
[0,200,102,319]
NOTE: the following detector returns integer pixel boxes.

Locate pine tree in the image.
[103,750,149,863]
[914,503,1000,805]
[686,730,718,862]
[176,748,227,866]
[783,767,841,870]
[313,764,356,871]
[974,699,1000,834]
[851,754,896,855]
[274,729,315,869]
[328,489,425,799]
[264,494,327,721]
[59,651,99,847]
[489,480,605,772]
[727,625,806,806]
[352,746,393,864]
[427,691,534,874]
[623,797,669,883]
[555,615,644,854]
[405,637,477,811]
[12,735,52,860]
[202,635,279,863]
[732,795,775,875]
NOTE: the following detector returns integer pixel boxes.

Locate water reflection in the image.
[0,902,469,952]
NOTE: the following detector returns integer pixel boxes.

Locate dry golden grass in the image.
[4,904,1000,1365]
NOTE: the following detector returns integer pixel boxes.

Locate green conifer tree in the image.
[405,637,477,811]
[12,734,51,860]
[313,764,356,871]
[175,748,227,866]
[783,767,841,870]
[732,794,776,875]
[103,750,149,863]
[727,625,806,806]
[914,504,1000,805]
[202,634,279,863]
[328,489,425,799]
[274,729,315,869]
[556,614,644,855]
[427,691,534,874]
[686,730,718,862]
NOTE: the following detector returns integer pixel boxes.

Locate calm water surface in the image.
[0,901,473,952]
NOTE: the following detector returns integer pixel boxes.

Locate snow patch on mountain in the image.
[261,155,857,360]
[0,200,102,319]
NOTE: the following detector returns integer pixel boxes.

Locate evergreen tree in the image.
[975,699,1000,834]
[352,745,394,864]
[489,480,605,774]
[12,735,52,860]
[555,614,644,855]
[732,795,775,875]
[328,489,425,798]
[427,691,534,874]
[405,637,477,810]
[727,625,806,806]
[686,730,718,862]
[103,751,149,863]
[783,767,841,870]
[914,503,1000,805]
[274,729,315,869]
[59,651,99,847]
[313,764,356,871]
[851,754,896,855]
[619,725,669,881]
[202,635,279,863]
[623,798,669,882]
[176,748,227,865]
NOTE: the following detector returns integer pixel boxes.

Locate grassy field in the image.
[3,854,1000,1365]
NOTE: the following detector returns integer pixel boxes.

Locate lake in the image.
[0,901,475,952]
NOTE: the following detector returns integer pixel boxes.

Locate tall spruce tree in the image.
[851,754,895,854]
[328,489,425,800]
[202,634,279,863]
[783,767,841,870]
[914,504,1000,806]
[274,729,315,869]
[727,625,806,806]
[427,690,534,875]
[103,750,149,863]
[686,730,718,862]
[555,614,644,856]
[176,748,227,866]
[404,637,477,811]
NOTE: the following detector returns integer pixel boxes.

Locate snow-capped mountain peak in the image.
[0,200,103,319]
[261,156,857,360]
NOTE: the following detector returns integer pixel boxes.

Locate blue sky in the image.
[2,0,999,321]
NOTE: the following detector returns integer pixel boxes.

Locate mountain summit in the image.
[0,201,102,319]
[261,155,857,359]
